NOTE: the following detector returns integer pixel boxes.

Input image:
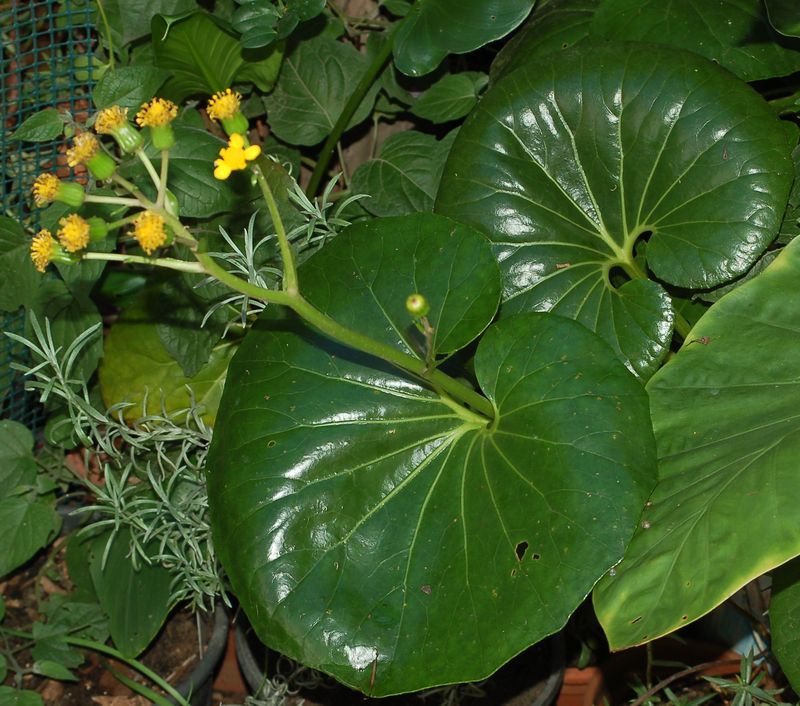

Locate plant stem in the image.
[253,163,298,293]
[94,0,115,71]
[629,657,744,706]
[673,312,692,341]
[111,173,151,204]
[157,150,169,208]
[306,35,393,196]
[194,253,294,306]
[66,636,192,706]
[136,149,161,190]
[83,252,205,273]
[106,214,139,229]
[84,194,141,207]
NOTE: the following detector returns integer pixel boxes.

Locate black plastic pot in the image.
[170,605,229,706]
[235,615,564,706]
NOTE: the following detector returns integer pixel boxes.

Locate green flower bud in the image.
[406,293,429,317]
[86,151,117,180]
[221,112,249,136]
[87,217,109,241]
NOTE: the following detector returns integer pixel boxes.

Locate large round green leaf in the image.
[436,43,793,379]
[393,0,535,77]
[299,214,502,358]
[593,235,800,649]
[208,217,657,694]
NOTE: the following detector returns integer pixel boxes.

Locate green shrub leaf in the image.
[594,235,800,648]
[92,65,171,110]
[9,109,64,142]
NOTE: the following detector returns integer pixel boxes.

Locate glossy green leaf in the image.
[92,65,171,110]
[232,2,280,49]
[152,12,282,100]
[490,0,599,81]
[208,217,656,693]
[0,421,37,494]
[393,0,535,76]
[301,213,501,357]
[594,235,800,649]
[772,558,800,693]
[90,529,174,657]
[0,217,40,312]
[436,43,794,379]
[351,131,457,217]
[590,0,800,82]
[209,309,655,695]
[765,0,800,38]
[0,498,61,578]
[9,109,63,142]
[32,660,76,682]
[264,35,379,146]
[98,298,236,426]
[411,72,488,123]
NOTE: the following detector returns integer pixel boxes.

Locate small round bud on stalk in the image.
[406,293,429,317]
[95,105,144,154]
[87,217,110,242]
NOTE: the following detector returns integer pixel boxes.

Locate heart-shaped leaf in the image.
[393,0,535,76]
[594,235,800,649]
[207,219,657,695]
[152,12,282,100]
[436,43,794,379]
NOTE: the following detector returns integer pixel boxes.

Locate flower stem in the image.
[306,34,392,196]
[252,163,298,294]
[136,148,161,190]
[83,252,205,273]
[106,214,139,229]
[157,150,169,208]
[84,194,140,207]
[194,253,294,306]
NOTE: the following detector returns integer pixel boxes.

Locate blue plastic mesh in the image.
[1,0,96,430]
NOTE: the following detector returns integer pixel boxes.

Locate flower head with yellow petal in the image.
[136,98,178,127]
[207,88,248,135]
[213,133,261,180]
[94,105,143,153]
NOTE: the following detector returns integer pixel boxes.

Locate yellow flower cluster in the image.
[207,89,242,121]
[213,133,261,180]
[57,213,91,252]
[136,98,178,128]
[133,211,168,255]
[30,230,56,273]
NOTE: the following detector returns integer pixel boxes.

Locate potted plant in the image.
[3,0,800,702]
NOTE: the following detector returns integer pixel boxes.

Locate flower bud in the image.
[406,293,429,317]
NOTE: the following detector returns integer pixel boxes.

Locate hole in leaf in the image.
[510,568,517,578]
[532,553,541,561]
[515,541,529,561]
[608,266,631,289]
[631,616,642,624]
[681,615,688,621]
[267,440,276,448]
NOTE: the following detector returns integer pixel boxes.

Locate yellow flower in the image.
[133,211,168,255]
[213,133,261,180]
[207,89,242,121]
[94,105,129,134]
[66,132,100,167]
[136,98,178,127]
[31,230,56,272]
[57,213,91,252]
[32,174,60,206]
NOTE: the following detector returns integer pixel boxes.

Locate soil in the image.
[0,537,215,706]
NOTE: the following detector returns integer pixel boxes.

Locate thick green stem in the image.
[306,35,393,196]
[253,164,297,293]
[194,253,294,306]
[289,294,495,419]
